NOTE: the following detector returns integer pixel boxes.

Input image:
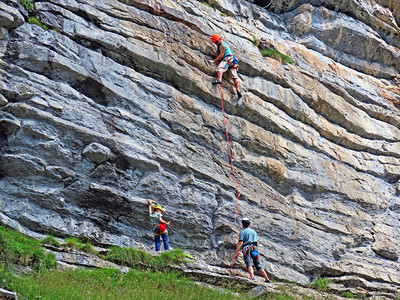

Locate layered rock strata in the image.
[0,0,399,295]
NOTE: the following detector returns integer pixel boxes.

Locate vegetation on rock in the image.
[252,37,294,64]
[309,277,333,291]
[19,0,35,13]
[0,226,56,270]
[105,247,188,268]
[63,237,97,255]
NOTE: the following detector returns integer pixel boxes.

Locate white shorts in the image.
[216,57,238,79]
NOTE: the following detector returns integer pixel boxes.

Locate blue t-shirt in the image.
[218,42,233,58]
[239,227,258,246]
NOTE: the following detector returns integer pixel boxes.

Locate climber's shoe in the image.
[237,90,243,99]
[212,79,222,85]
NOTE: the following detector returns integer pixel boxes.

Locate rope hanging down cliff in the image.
[218,85,242,272]
[219,84,240,238]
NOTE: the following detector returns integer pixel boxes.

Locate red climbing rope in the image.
[219,85,240,239]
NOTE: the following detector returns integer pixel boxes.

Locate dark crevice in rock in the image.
[72,9,103,28]
[72,77,107,106]
[79,192,130,233]
[252,0,273,8]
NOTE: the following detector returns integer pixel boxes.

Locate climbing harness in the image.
[153,224,167,235]
[227,57,239,69]
[243,244,260,259]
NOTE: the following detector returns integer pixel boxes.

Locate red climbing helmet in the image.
[211,34,222,43]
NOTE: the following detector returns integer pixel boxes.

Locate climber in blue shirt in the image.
[234,218,270,282]
[209,34,243,99]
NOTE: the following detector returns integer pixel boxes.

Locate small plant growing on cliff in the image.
[342,291,356,298]
[261,48,294,64]
[201,1,212,7]
[28,17,49,30]
[252,37,260,47]
[253,36,294,64]
[80,242,97,254]
[309,277,333,290]
[63,237,97,254]
[19,0,35,13]
[41,235,61,247]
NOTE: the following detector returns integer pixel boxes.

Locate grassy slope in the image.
[0,226,322,299]
[1,267,240,300]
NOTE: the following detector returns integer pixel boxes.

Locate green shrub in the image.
[80,242,97,255]
[19,0,35,13]
[28,17,49,30]
[309,277,333,290]
[252,37,260,47]
[63,237,80,250]
[153,248,187,266]
[261,48,294,64]
[342,291,356,298]
[41,235,61,247]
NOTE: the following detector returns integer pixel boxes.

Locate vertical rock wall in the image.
[0,0,399,291]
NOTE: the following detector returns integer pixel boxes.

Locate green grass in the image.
[63,237,97,254]
[342,291,356,298]
[105,247,188,268]
[41,235,61,247]
[28,17,49,30]
[261,48,294,64]
[252,37,260,47]
[19,0,35,13]
[309,277,333,290]
[201,1,212,7]
[0,267,240,299]
[0,226,56,270]
[259,289,295,299]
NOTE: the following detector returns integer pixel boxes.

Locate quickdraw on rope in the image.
[218,85,241,272]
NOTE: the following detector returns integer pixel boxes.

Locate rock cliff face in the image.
[1,0,400,294]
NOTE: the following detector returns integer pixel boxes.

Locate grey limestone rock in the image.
[372,240,399,261]
[0,0,399,296]
[0,94,8,107]
[0,2,24,29]
[82,142,112,164]
[0,288,17,300]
